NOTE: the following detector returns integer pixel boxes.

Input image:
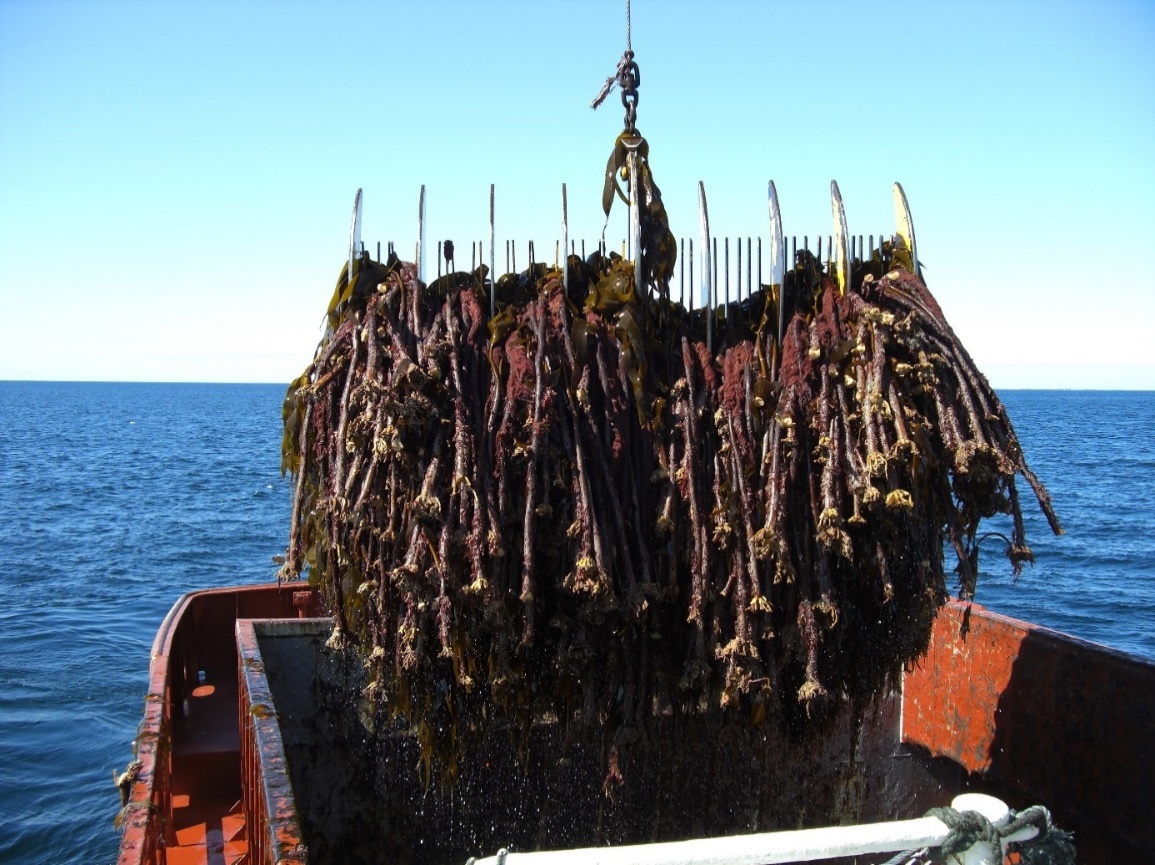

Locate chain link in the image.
[620,51,639,133]
[590,0,640,134]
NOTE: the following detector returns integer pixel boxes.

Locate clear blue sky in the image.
[1,0,1152,387]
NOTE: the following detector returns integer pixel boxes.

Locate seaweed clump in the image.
[278,236,1060,787]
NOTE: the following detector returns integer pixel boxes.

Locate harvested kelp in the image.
[279,237,1060,786]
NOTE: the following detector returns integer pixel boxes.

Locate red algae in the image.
[279,245,1059,785]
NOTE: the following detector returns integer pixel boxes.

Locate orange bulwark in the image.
[117,585,317,865]
[118,586,1154,865]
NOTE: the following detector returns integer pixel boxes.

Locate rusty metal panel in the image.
[902,602,1026,772]
[902,601,1155,856]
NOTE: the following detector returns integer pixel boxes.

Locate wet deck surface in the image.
[169,640,248,863]
[167,805,247,865]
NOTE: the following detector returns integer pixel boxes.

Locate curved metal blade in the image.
[831,180,850,296]
[893,182,918,278]
[768,180,784,344]
[417,185,427,284]
[348,188,363,288]
[561,183,569,299]
[768,180,784,289]
[698,181,713,352]
[489,184,496,317]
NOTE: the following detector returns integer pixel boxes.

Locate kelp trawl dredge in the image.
[276,32,1062,789]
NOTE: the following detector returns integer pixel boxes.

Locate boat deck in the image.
[117,584,1155,865]
[118,584,315,865]
[169,669,245,864]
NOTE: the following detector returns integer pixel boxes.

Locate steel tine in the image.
[746,237,752,303]
[712,237,718,320]
[724,237,730,319]
[698,182,712,352]
[437,241,443,278]
[736,237,742,306]
[739,236,748,302]
[688,238,694,312]
[348,188,363,289]
[376,241,380,262]
[767,181,784,346]
[893,182,918,277]
[767,181,784,290]
[756,237,762,299]
[831,180,850,296]
[416,185,426,284]
[562,183,569,298]
[680,238,685,307]
[489,185,496,316]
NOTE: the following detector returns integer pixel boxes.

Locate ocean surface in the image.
[0,382,1152,864]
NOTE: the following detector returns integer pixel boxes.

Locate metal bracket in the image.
[620,135,645,299]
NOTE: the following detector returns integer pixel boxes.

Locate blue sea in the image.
[0,382,1152,864]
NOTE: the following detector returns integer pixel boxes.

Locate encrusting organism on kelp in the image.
[278,172,1061,788]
